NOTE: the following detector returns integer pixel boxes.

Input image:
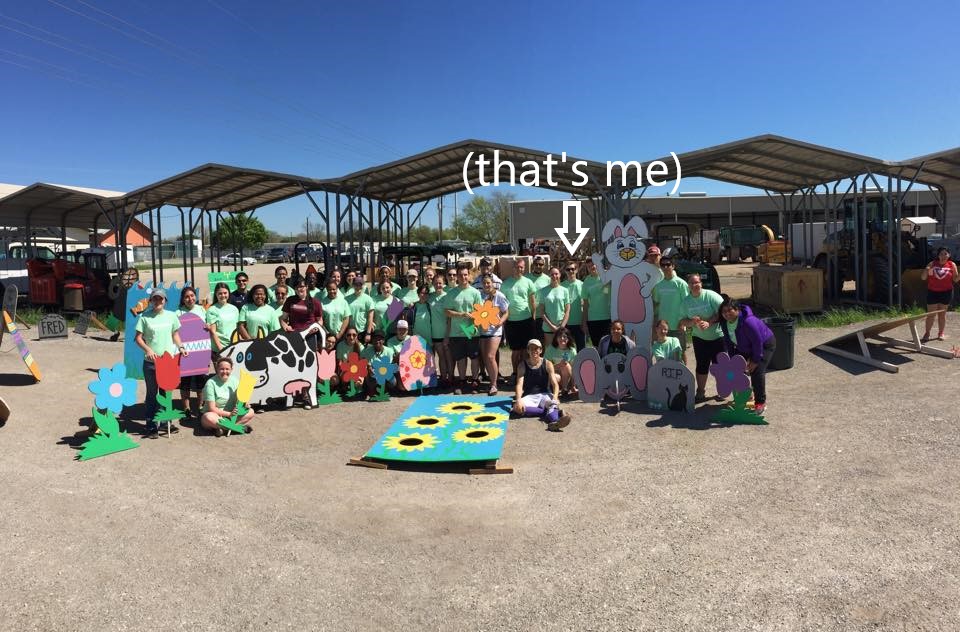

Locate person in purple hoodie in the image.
[718,298,775,414]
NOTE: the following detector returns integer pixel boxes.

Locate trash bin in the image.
[763,316,795,371]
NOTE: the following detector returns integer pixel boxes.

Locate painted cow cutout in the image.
[590,217,663,353]
[221,323,325,408]
[572,346,650,403]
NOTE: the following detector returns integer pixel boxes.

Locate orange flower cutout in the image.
[339,351,369,384]
[469,300,500,331]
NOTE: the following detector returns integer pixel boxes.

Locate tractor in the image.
[812,199,943,304]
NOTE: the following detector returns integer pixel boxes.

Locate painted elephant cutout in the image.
[572,347,650,403]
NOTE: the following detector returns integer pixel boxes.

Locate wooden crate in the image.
[751,265,823,313]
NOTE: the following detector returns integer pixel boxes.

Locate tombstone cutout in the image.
[38,314,68,339]
[647,359,696,413]
[74,311,92,335]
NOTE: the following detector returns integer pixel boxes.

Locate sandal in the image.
[488,387,498,396]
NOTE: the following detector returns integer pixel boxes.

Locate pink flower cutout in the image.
[709,352,750,398]
[316,349,337,381]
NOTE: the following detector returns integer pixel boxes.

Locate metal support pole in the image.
[147,204,157,286]
[178,206,188,285]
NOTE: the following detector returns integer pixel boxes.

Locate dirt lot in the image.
[1,308,959,631]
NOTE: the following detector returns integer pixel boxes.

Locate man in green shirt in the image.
[525,255,551,340]
[346,276,375,344]
[652,257,690,350]
[561,262,585,350]
[444,265,482,394]
[500,258,537,380]
[679,274,724,403]
[581,258,611,347]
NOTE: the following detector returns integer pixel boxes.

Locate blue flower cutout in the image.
[88,363,138,414]
[370,355,398,386]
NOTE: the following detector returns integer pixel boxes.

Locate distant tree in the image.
[453,192,513,243]
[408,225,439,244]
[210,215,268,250]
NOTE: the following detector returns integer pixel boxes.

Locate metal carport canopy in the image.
[0,182,126,229]
[319,134,953,202]
[114,163,326,214]
[895,146,960,188]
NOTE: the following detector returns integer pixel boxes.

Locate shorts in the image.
[180,373,207,391]
[927,289,953,306]
[449,337,480,361]
[533,319,545,341]
[692,336,725,376]
[504,319,534,350]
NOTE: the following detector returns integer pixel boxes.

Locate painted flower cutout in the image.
[236,369,256,404]
[370,355,398,386]
[316,348,337,381]
[470,300,500,331]
[87,363,137,414]
[154,352,181,392]
[452,426,504,443]
[339,352,369,384]
[709,352,750,398]
[382,432,439,452]
[402,415,450,429]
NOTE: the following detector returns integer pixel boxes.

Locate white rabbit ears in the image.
[600,216,649,242]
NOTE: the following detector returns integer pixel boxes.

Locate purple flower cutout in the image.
[710,352,750,398]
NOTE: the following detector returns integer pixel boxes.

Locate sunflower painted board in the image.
[363,395,512,463]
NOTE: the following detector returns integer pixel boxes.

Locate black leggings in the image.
[748,338,776,405]
[692,336,725,376]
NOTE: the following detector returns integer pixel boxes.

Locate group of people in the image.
[131,247,790,438]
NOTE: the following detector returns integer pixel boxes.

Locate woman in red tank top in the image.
[921,247,958,341]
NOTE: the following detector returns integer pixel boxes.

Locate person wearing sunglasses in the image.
[228,273,249,310]
[561,262,586,351]
[652,256,690,353]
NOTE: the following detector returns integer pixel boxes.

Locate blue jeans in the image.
[143,360,158,428]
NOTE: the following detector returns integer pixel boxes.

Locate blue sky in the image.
[2,0,958,234]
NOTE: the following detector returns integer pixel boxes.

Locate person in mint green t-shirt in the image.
[134,287,185,433]
[678,274,724,401]
[561,263,585,351]
[346,278,375,343]
[200,356,253,436]
[544,326,577,396]
[652,319,684,363]
[410,284,433,343]
[238,284,281,339]
[267,265,289,303]
[500,259,537,379]
[652,257,690,349]
[206,283,240,353]
[526,256,551,335]
[336,327,365,362]
[321,280,351,341]
[581,259,612,347]
[396,270,421,306]
[428,276,451,385]
[537,267,571,347]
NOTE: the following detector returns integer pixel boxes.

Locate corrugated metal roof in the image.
[116,163,324,214]
[0,183,119,229]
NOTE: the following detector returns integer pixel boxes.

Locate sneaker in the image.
[243,425,253,434]
[454,385,463,395]
[167,423,180,434]
[754,403,766,415]
[144,426,159,439]
[213,427,225,438]
[303,404,313,410]
[556,413,572,429]
[694,391,707,403]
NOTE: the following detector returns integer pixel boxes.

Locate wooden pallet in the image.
[348,456,513,475]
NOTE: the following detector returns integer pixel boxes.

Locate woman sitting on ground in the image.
[718,298,775,415]
[545,326,577,398]
[512,338,572,432]
[201,356,255,437]
[597,319,636,357]
[651,319,684,363]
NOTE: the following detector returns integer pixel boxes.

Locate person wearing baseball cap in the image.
[472,257,502,292]
[135,285,186,438]
[398,268,420,306]
[386,319,410,367]
[644,244,662,267]
[511,338,572,432]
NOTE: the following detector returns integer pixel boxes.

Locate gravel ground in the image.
[1,304,958,631]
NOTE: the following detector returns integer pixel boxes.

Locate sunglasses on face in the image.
[565,268,575,272]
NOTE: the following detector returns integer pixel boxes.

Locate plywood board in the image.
[647,359,695,412]
[363,395,511,463]
[3,310,41,382]
[0,283,17,347]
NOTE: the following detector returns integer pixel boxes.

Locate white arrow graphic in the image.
[555,200,590,255]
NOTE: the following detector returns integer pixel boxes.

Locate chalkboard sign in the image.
[38,314,68,339]
[75,310,93,335]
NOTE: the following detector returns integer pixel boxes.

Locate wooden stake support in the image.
[348,457,513,475]
[812,310,954,373]
[89,315,111,332]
